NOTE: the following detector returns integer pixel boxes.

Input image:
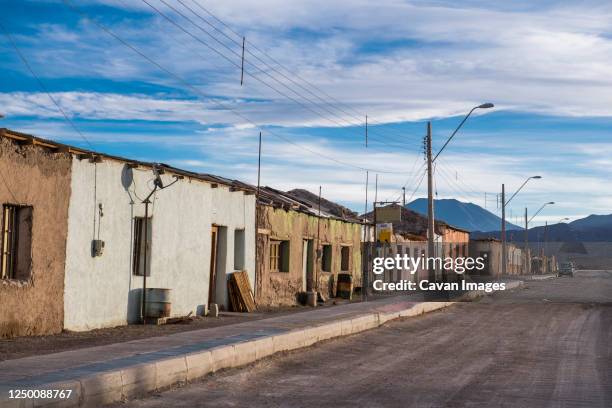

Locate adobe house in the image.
[363,204,470,283]
[469,238,503,276]
[0,129,72,337]
[255,188,363,307]
[469,238,527,276]
[0,129,256,335]
[364,204,470,256]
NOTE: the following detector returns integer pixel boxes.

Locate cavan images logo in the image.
[371,253,507,293]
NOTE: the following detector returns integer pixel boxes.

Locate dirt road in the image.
[116,271,612,407]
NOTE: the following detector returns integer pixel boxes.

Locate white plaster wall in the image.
[64,158,255,331]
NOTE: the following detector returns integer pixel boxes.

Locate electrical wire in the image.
[404,166,427,204]
[61,0,413,175]
[436,161,494,199]
[146,0,416,152]
[0,19,95,150]
[187,0,418,144]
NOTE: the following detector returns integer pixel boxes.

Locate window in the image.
[340,246,350,271]
[132,217,152,276]
[234,229,245,270]
[322,244,332,272]
[1,205,33,281]
[269,240,289,272]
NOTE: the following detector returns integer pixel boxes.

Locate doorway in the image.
[208,226,219,305]
[302,239,313,291]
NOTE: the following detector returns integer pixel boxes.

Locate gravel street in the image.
[116,271,612,408]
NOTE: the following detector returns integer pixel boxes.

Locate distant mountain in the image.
[471,213,612,242]
[570,214,612,230]
[406,198,521,232]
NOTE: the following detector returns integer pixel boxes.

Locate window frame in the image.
[1,204,33,281]
[340,246,350,272]
[321,244,333,273]
[269,239,290,273]
[269,240,280,273]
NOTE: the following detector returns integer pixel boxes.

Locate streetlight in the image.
[501,175,542,275]
[505,176,542,207]
[541,217,568,257]
[426,103,494,286]
[432,103,495,162]
[523,201,554,274]
[528,201,555,225]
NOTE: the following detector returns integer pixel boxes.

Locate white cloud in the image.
[4,0,612,218]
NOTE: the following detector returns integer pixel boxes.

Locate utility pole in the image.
[543,221,548,257]
[402,186,406,208]
[501,184,506,276]
[426,121,436,282]
[362,171,369,302]
[524,207,529,274]
[254,131,262,297]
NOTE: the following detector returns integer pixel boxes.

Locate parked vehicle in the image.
[558,261,575,277]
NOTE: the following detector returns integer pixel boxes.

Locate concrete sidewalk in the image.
[1,285,529,408]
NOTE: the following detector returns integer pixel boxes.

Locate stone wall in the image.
[256,205,362,307]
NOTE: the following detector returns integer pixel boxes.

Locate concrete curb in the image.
[0,292,510,408]
[528,274,557,281]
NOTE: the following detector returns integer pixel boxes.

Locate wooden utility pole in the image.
[362,171,369,301]
[402,186,406,207]
[254,131,262,296]
[524,207,529,274]
[543,221,548,257]
[426,122,435,282]
[501,184,506,276]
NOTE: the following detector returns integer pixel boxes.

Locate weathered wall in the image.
[0,138,72,337]
[256,205,362,307]
[469,241,502,277]
[440,227,469,257]
[64,159,255,331]
[506,245,524,275]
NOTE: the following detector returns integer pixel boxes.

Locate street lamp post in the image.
[427,103,494,283]
[525,202,554,275]
[501,176,541,276]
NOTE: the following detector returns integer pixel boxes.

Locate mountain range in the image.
[472,215,612,242]
[406,198,522,232]
[407,198,612,241]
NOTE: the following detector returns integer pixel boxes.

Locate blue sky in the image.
[2,0,612,225]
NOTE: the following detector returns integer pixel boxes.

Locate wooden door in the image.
[302,240,309,292]
[208,226,219,305]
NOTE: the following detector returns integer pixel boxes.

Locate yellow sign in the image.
[377,223,393,243]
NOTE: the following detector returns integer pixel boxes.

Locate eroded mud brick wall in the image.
[0,138,72,337]
[256,205,362,307]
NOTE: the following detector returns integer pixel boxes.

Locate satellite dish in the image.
[121,164,134,191]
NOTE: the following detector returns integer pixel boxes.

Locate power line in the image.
[148,0,416,152]
[0,19,95,150]
[437,161,493,198]
[404,167,427,204]
[186,0,419,144]
[435,165,483,203]
[436,163,495,201]
[180,0,418,147]
[61,0,413,175]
